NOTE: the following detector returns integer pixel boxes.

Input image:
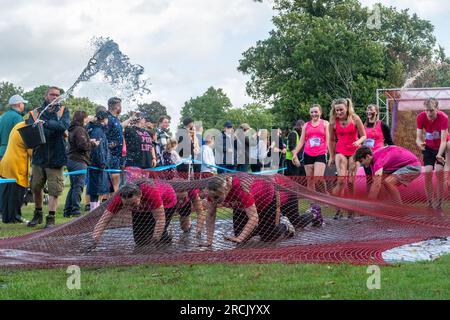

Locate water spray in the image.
[35,37,151,123]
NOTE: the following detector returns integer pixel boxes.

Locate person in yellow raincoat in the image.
[0,121,32,223]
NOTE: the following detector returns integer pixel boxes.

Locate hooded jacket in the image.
[68,122,91,165]
[26,102,70,168]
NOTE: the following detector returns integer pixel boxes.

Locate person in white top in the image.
[250,129,269,172]
[201,134,217,177]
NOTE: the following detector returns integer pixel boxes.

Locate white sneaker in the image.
[280,216,295,238]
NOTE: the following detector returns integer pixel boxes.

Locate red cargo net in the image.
[0,170,449,269]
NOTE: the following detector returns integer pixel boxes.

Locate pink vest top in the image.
[335,119,359,157]
[364,120,384,151]
[304,119,327,157]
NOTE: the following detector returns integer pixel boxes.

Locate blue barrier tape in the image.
[191,159,286,175]
[11,160,286,182]
[87,167,123,173]
[143,162,183,172]
[0,178,17,184]
[190,159,238,173]
[252,167,287,175]
[64,170,88,176]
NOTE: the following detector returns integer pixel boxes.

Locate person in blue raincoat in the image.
[87,110,110,211]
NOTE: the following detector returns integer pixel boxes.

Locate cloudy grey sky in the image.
[0,0,449,126]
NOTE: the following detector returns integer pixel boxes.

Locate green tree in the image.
[65,96,98,116]
[23,85,50,111]
[238,0,439,125]
[137,101,169,123]
[180,87,232,129]
[220,103,275,130]
[0,82,24,114]
[23,85,69,112]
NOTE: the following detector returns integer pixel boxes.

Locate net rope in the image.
[1,170,449,268]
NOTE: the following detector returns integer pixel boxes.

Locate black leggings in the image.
[232,199,286,242]
[281,193,315,229]
[131,206,177,246]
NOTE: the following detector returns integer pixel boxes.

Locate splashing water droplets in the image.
[401,61,449,91]
[67,37,151,103]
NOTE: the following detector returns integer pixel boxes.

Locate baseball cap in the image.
[9,94,28,105]
[224,121,233,128]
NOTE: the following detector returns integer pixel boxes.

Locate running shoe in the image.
[310,204,323,227]
[280,216,295,238]
[333,208,343,220]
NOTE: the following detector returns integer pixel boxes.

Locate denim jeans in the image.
[64,159,87,216]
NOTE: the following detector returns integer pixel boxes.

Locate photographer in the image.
[26,86,70,228]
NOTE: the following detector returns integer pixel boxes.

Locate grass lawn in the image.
[1,184,449,300]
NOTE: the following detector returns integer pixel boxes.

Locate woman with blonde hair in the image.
[328,98,366,219]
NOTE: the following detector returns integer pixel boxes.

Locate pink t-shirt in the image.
[371,146,421,174]
[417,111,450,151]
[107,182,177,214]
[335,119,360,157]
[364,120,384,151]
[304,120,327,157]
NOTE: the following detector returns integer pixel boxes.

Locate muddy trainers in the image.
[27,210,43,227]
[310,204,323,227]
[44,214,55,229]
[280,216,295,238]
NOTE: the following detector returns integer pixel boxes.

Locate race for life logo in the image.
[425,131,441,141]
[309,137,322,148]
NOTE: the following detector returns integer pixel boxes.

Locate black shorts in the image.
[131,206,176,246]
[303,153,327,166]
[423,147,445,168]
[232,198,285,242]
[178,201,192,218]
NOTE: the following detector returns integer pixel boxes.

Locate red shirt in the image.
[335,119,360,157]
[364,120,385,151]
[107,182,177,214]
[215,177,274,211]
[417,111,449,151]
[178,189,201,207]
[274,175,296,206]
[304,120,328,157]
[371,146,421,174]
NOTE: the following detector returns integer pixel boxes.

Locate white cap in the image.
[8,94,28,106]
